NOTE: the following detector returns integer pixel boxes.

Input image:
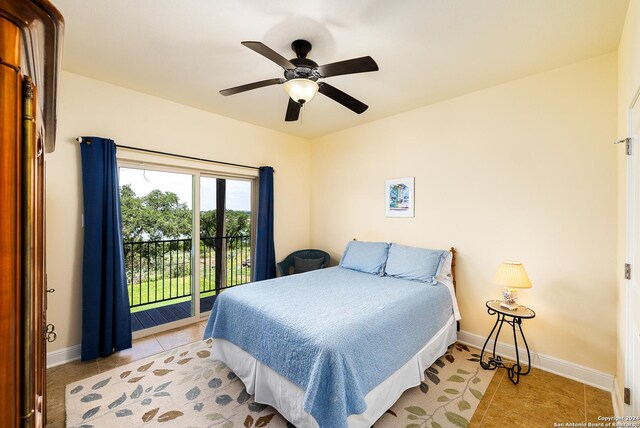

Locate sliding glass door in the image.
[199,177,252,314]
[119,165,253,333]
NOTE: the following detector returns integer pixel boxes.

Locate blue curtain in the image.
[253,166,276,281]
[80,137,132,360]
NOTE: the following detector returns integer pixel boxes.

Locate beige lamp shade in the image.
[493,261,532,289]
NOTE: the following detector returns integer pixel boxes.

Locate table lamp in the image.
[494,261,532,310]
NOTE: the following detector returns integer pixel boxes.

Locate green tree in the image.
[226,210,251,237]
[120,184,145,240]
[119,184,192,241]
[142,189,192,240]
[199,209,251,241]
[200,209,217,240]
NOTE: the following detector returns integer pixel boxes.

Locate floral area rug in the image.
[66,340,493,428]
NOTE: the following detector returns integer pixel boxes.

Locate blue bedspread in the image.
[203,267,453,428]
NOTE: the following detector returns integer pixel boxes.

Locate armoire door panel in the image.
[0,15,22,425]
[21,74,39,426]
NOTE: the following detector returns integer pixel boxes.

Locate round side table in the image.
[479,300,535,385]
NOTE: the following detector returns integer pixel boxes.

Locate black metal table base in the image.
[479,309,532,385]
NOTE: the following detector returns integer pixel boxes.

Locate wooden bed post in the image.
[449,247,456,292]
[449,247,459,331]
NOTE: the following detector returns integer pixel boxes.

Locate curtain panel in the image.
[79,137,132,360]
[253,166,276,281]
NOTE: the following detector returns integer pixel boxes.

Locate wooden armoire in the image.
[0,1,63,426]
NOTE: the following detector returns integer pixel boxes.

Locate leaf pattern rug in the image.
[66,340,493,428]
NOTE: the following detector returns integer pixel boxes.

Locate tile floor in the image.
[47,322,614,427]
[469,364,615,427]
[46,320,207,427]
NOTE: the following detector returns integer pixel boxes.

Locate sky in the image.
[119,167,251,211]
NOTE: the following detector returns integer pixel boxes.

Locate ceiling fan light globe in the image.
[284,78,318,104]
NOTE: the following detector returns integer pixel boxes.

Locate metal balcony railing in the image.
[123,235,251,309]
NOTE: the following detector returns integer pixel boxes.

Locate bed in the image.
[203,243,460,428]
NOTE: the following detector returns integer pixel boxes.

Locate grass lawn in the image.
[128,265,250,313]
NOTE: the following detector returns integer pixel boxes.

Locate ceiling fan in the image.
[219,39,379,122]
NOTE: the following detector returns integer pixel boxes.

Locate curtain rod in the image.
[75,137,262,171]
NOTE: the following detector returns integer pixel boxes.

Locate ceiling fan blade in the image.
[316,56,379,78]
[219,78,285,96]
[285,97,301,121]
[318,82,368,114]
[241,41,296,70]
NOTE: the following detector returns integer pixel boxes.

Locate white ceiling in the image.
[53,0,629,139]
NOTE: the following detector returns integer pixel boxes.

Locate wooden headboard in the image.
[450,247,456,293]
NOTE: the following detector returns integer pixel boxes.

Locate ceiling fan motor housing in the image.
[285,40,320,81]
[284,58,320,81]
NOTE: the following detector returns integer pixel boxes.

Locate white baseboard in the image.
[48,330,617,393]
[47,344,81,368]
[457,330,615,391]
[47,318,206,368]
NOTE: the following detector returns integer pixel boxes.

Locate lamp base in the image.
[499,301,520,310]
[501,287,519,310]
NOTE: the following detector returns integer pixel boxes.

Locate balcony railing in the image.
[124,235,251,310]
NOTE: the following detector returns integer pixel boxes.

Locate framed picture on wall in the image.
[385,177,415,218]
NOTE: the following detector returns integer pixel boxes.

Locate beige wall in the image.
[49,52,620,376]
[617,0,639,406]
[310,53,618,374]
[46,71,311,352]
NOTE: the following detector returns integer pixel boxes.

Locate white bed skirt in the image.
[210,314,457,428]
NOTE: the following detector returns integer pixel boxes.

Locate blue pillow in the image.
[384,244,448,284]
[339,241,389,275]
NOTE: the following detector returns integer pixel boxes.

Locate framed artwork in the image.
[385,177,415,218]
